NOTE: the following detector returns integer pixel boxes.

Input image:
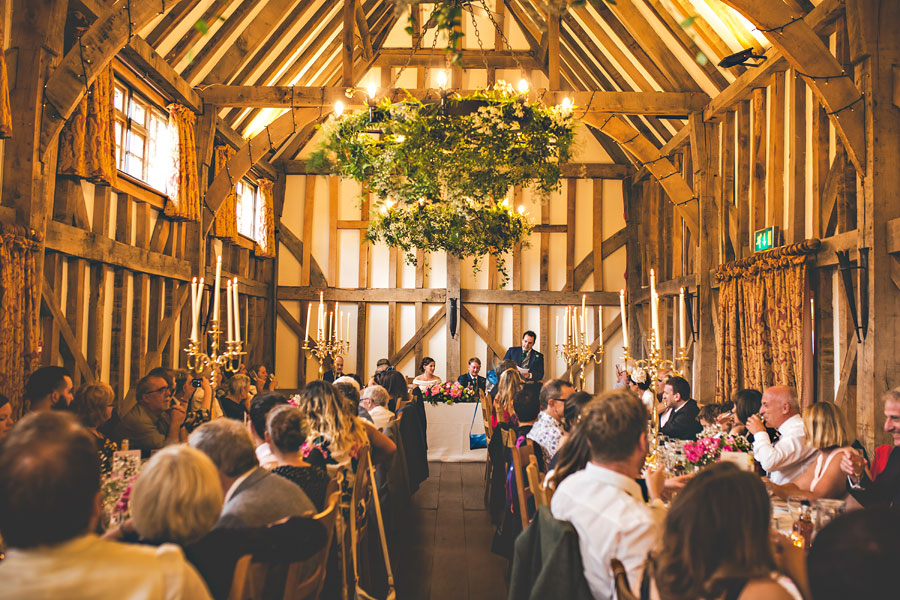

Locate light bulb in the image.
[396,134,405,142]
[501,198,509,207]
[517,78,529,94]
[560,96,572,112]
[518,205,525,214]
[436,70,448,89]
[334,100,345,117]
[367,81,377,99]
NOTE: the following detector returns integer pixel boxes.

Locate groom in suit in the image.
[457,357,487,392]
[659,375,702,441]
[504,330,545,383]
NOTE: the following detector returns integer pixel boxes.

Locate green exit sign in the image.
[754,226,779,252]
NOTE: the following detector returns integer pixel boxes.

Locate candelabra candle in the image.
[213,255,222,326]
[620,289,628,347]
[226,280,233,343]
[233,279,240,344]
[679,287,686,349]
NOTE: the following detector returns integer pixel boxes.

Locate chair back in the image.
[226,555,252,600]
[509,438,537,529]
[479,391,493,443]
[525,454,548,509]
[611,558,639,600]
[281,482,342,600]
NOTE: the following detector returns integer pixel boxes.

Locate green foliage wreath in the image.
[308,82,577,285]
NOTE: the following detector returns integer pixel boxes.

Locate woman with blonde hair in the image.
[766,401,853,501]
[492,368,522,428]
[129,445,224,546]
[70,382,117,473]
[218,374,251,421]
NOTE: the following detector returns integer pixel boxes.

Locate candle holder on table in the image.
[184,321,244,390]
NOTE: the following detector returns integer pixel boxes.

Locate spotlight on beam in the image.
[718,48,767,68]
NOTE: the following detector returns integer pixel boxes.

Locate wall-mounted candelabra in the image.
[184,255,244,389]
[302,292,350,378]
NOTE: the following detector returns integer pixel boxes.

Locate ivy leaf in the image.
[194,19,209,35]
[405,25,415,36]
[681,16,698,28]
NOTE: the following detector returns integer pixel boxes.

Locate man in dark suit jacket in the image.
[323,356,344,383]
[188,419,315,529]
[504,330,544,383]
[457,357,487,392]
[659,375,702,441]
[843,390,900,508]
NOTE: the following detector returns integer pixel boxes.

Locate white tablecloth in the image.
[425,402,487,462]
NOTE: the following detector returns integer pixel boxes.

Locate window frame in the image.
[112,75,171,196]
[234,177,261,244]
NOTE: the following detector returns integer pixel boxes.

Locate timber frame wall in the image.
[0,0,897,450]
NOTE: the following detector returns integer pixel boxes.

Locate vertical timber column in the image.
[548,8,561,90]
[623,178,642,354]
[342,0,355,87]
[851,0,900,450]
[446,253,461,381]
[2,0,68,295]
[690,113,719,401]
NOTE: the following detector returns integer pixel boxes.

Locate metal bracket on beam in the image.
[835,248,869,342]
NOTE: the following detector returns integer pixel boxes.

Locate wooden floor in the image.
[391,462,509,600]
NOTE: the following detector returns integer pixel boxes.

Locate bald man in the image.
[746,386,817,485]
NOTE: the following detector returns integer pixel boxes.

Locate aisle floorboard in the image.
[392,462,508,599]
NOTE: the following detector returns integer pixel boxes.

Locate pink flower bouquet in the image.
[423,381,477,405]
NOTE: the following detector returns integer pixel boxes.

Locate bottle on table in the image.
[790,501,814,549]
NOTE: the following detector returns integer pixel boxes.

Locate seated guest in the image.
[0,393,12,442]
[729,389,772,438]
[714,399,736,430]
[659,376,702,441]
[493,367,523,428]
[218,374,252,421]
[129,445,224,546]
[173,370,212,430]
[251,364,277,392]
[512,386,541,438]
[697,403,722,429]
[247,391,288,470]
[457,357,486,392]
[370,357,392,385]
[627,367,655,414]
[116,373,187,457]
[412,356,441,391]
[654,462,799,600]
[490,359,520,398]
[70,382,117,473]
[747,386,817,485]
[297,380,395,473]
[767,401,852,500]
[504,330,544,382]
[551,390,666,598]
[842,388,900,508]
[189,419,315,528]
[267,405,332,512]
[562,391,592,433]
[807,506,900,600]
[323,356,344,383]
[0,412,211,598]
[360,384,395,431]
[379,369,412,413]
[334,377,373,424]
[527,379,574,464]
[22,365,74,412]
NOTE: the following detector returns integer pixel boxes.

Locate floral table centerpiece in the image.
[683,428,753,469]
[423,381,477,405]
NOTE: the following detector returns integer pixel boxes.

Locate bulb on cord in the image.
[560,97,572,112]
[518,205,525,214]
[334,100,345,117]
[367,81,377,100]
[436,70,448,89]
[517,79,529,94]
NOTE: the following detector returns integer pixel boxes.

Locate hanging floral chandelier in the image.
[309,82,577,284]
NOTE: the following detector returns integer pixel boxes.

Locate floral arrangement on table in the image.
[308,81,576,284]
[100,454,141,528]
[423,381,477,405]
[683,430,753,468]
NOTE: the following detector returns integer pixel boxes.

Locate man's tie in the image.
[521,350,529,367]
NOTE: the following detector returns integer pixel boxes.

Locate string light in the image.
[396,134,405,142]
[500,198,509,207]
[560,96,573,113]
[517,78,529,94]
[334,100,345,117]
[367,81,377,100]
[518,205,525,214]
[436,70,448,89]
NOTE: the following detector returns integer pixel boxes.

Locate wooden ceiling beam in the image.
[180,0,263,84]
[704,0,844,121]
[202,85,708,115]
[356,0,374,60]
[145,0,203,48]
[215,117,277,179]
[120,36,202,112]
[164,0,230,67]
[374,49,541,69]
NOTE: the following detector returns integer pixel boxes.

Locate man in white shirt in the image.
[361,384,395,430]
[747,385,817,485]
[527,379,574,464]
[0,412,211,599]
[247,391,288,469]
[551,389,666,599]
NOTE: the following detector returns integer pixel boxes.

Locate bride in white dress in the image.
[412,356,442,392]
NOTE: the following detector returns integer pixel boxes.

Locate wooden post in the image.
[852,0,900,451]
[624,179,642,354]
[446,253,461,380]
[690,113,719,402]
[343,0,355,87]
[547,8,561,89]
[787,72,807,243]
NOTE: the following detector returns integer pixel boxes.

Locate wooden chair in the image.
[345,446,372,596]
[611,558,639,600]
[525,454,548,509]
[226,555,252,600]
[507,434,537,530]
[480,391,494,505]
[282,481,342,600]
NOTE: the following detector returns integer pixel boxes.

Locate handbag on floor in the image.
[469,403,487,450]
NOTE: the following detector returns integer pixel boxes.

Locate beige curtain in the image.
[715,241,816,403]
[57,65,116,184]
[254,178,276,258]
[0,224,41,418]
[213,145,238,241]
[163,104,201,221]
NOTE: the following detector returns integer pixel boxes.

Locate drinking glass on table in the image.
[813,498,845,534]
[786,495,806,522]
